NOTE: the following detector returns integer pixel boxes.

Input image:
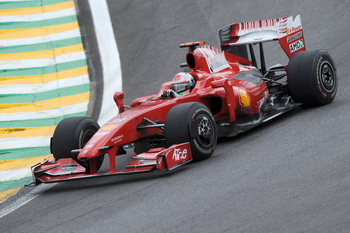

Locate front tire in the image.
[164,102,217,161]
[51,117,104,172]
[287,50,337,106]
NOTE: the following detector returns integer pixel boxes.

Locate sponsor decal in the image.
[289,39,305,53]
[157,157,163,166]
[84,144,94,149]
[240,18,279,32]
[288,25,302,34]
[61,164,78,172]
[101,124,116,131]
[172,148,188,161]
[287,31,303,43]
[172,72,187,82]
[111,134,124,144]
[207,53,229,72]
[200,46,230,73]
[109,117,127,123]
[94,131,109,136]
[276,15,303,38]
[282,25,302,35]
[238,89,251,109]
[277,18,288,34]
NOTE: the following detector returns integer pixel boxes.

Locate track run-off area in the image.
[0,0,120,204]
[0,0,91,201]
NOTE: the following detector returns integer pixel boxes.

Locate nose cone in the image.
[77,144,102,161]
[77,129,113,160]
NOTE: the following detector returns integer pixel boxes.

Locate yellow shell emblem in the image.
[238,89,251,109]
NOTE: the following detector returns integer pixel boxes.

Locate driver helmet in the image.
[171,72,195,95]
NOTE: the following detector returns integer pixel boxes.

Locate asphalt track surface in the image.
[2,0,350,232]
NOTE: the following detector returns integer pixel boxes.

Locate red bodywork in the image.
[32,43,269,183]
[81,45,267,163]
[32,15,307,183]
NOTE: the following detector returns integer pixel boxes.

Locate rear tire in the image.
[51,117,104,172]
[165,102,217,161]
[287,50,337,106]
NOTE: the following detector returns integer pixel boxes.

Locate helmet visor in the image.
[171,83,190,93]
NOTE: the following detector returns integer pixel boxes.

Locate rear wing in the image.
[218,15,306,59]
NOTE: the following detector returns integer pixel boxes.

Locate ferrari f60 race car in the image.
[31,15,337,184]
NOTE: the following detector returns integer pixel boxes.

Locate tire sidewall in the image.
[287,50,337,106]
[165,102,217,161]
[52,117,100,161]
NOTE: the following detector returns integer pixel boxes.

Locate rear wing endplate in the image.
[218,15,306,58]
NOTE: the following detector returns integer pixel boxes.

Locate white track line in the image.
[0,183,56,217]
[88,0,121,126]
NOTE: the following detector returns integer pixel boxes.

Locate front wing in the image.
[32,143,192,184]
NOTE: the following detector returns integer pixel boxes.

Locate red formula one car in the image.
[32,15,337,184]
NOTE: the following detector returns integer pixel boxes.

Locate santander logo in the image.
[288,25,302,34]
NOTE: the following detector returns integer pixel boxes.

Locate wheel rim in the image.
[196,115,215,147]
[319,61,335,92]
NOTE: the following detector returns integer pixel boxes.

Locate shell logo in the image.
[238,89,251,109]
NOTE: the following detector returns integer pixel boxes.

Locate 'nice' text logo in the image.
[172,148,188,161]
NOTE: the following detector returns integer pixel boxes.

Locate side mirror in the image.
[113,91,125,113]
